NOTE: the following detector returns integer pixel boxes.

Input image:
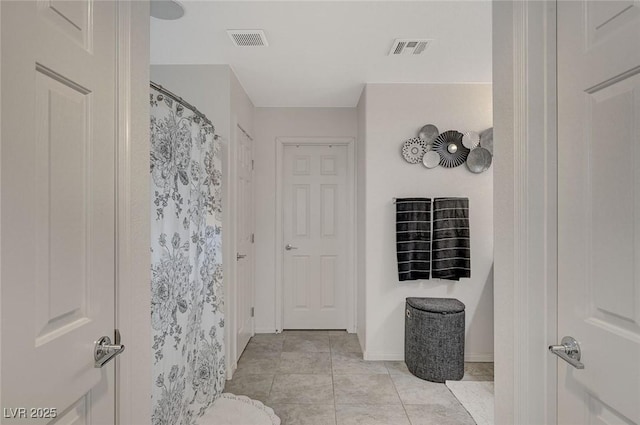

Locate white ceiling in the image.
[150,1,492,107]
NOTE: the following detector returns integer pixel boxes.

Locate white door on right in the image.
[558,1,640,424]
[282,144,349,329]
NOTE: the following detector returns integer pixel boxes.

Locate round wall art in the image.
[466,146,492,173]
[432,130,470,168]
[479,127,493,155]
[418,124,440,146]
[401,137,429,164]
[422,150,441,169]
[462,131,480,149]
[400,123,493,173]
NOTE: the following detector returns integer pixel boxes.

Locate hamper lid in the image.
[406,297,465,313]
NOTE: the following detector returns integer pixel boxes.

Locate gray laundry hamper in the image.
[404,297,465,383]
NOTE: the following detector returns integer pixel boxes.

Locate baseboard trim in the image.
[226,361,237,381]
[254,327,277,334]
[363,351,494,362]
[363,352,404,361]
[464,353,494,362]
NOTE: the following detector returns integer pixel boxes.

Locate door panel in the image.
[558,1,640,423]
[1,0,117,422]
[35,67,92,344]
[38,0,91,49]
[282,145,349,329]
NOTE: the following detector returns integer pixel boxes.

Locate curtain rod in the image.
[150,81,220,139]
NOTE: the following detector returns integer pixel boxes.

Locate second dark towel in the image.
[431,197,471,280]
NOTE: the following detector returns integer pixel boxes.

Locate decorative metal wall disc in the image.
[432,130,469,168]
[479,127,493,154]
[422,150,441,169]
[466,146,493,173]
[401,138,428,164]
[462,131,480,149]
[418,124,440,145]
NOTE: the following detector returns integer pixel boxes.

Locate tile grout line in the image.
[386,362,414,425]
[443,382,478,424]
[265,336,284,405]
[330,333,338,425]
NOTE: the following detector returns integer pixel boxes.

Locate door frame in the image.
[493,1,558,424]
[274,137,356,333]
[114,2,151,424]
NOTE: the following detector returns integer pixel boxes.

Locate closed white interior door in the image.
[1,0,119,423]
[558,1,640,423]
[236,130,254,358]
[282,144,350,329]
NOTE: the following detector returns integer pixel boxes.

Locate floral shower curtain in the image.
[150,86,225,425]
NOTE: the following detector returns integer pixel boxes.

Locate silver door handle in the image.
[236,253,247,260]
[549,336,584,369]
[285,244,298,251]
[94,336,125,368]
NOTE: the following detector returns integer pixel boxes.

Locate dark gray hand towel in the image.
[432,197,470,280]
[396,198,432,281]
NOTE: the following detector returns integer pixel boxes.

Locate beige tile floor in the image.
[224,330,494,425]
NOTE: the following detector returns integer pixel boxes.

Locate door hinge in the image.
[251,159,254,170]
[251,307,255,317]
[251,233,255,243]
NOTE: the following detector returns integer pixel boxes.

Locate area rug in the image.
[445,381,494,425]
[199,393,281,425]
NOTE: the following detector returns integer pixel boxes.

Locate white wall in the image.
[356,89,367,350]
[360,83,494,361]
[231,72,254,136]
[492,2,515,421]
[253,107,358,332]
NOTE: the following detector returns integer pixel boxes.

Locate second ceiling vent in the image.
[227,30,269,47]
[389,39,432,56]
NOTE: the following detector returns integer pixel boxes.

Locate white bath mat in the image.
[445,381,494,425]
[199,393,281,425]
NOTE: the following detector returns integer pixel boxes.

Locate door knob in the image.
[549,336,584,369]
[236,253,247,260]
[285,244,298,251]
[94,336,125,368]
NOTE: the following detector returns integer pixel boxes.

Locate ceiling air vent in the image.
[389,39,432,56]
[227,30,269,47]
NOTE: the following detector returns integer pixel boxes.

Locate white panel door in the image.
[282,144,349,329]
[236,130,254,358]
[558,1,640,424]
[1,1,118,423]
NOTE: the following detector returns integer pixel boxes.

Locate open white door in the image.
[235,128,254,359]
[557,1,640,423]
[1,1,120,422]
